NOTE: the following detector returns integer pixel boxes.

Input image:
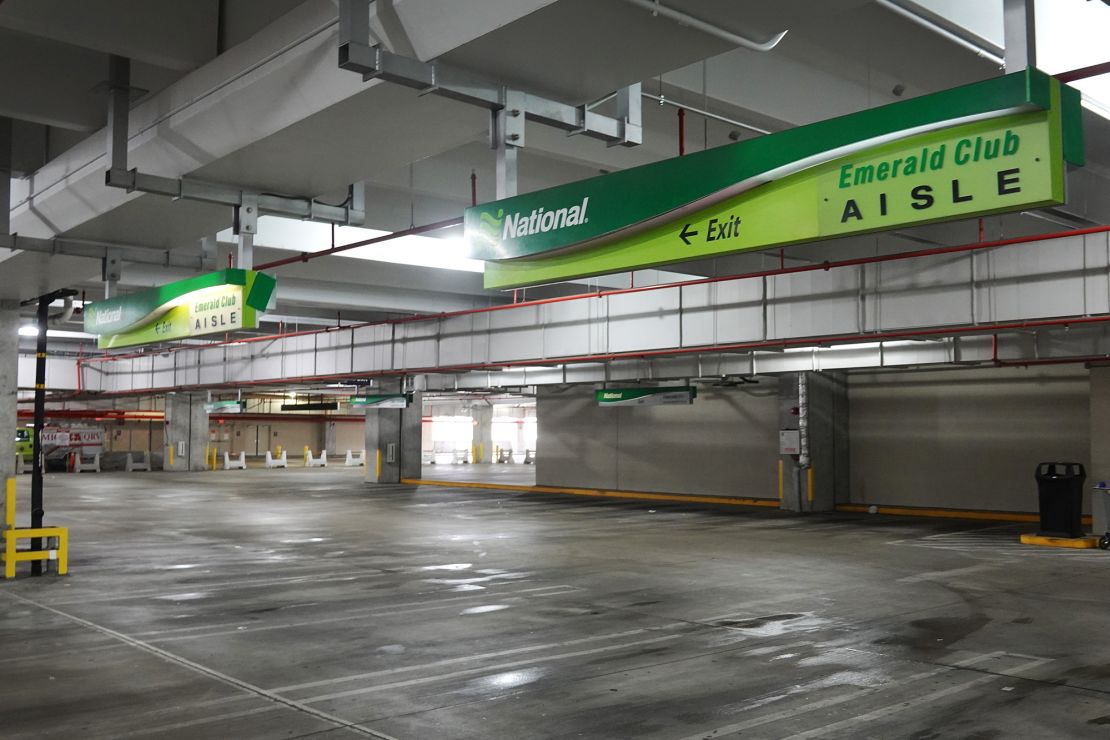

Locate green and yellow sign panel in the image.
[596,386,696,407]
[84,269,276,349]
[466,68,1084,289]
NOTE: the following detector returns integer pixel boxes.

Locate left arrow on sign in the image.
[679,223,699,245]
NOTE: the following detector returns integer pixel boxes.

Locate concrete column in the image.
[365,391,422,483]
[1089,366,1110,534]
[1003,0,1036,71]
[1,116,11,236]
[0,302,18,481]
[778,372,849,513]
[163,393,209,471]
[324,421,337,455]
[471,404,493,463]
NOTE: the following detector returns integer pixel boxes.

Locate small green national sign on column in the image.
[84,269,276,349]
[596,387,697,407]
[350,395,412,409]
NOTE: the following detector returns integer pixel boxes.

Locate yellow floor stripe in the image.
[399,479,780,509]
[837,503,1093,525]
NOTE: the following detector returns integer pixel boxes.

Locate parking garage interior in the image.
[6,1,1110,738]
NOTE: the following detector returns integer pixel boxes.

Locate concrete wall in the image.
[105,422,163,453]
[849,366,1090,512]
[537,386,780,499]
[335,422,364,453]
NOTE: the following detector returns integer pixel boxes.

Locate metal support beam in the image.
[106,55,131,173]
[491,106,520,199]
[235,194,258,269]
[1004,0,1036,71]
[100,49,365,230]
[102,248,121,299]
[237,233,254,270]
[338,42,642,147]
[104,168,366,226]
[0,233,215,271]
[338,0,375,74]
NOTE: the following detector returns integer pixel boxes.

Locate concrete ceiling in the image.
[4,0,1107,330]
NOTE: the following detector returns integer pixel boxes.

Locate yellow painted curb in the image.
[1019,533,1099,549]
[399,479,780,509]
[837,504,1094,525]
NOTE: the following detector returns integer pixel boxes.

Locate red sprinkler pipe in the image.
[1057,61,1110,83]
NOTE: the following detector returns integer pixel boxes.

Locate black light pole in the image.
[24,289,76,575]
[28,295,49,574]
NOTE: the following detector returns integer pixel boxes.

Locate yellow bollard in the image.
[5,478,15,529]
[276,444,282,458]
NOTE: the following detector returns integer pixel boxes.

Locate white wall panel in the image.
[439,315,477,366]
[606,290,680,352]
[768,269,858,339]
[681,280,763,346]
[985,237,1090,322]
[874,254,973,329]
[541,299,595,358]
[488,305,543,361]
[394,321,439,369]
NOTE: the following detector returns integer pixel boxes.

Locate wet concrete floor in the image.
[2,467,1110,738]
[415,463,535,486]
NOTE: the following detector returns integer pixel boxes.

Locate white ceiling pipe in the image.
[621,0,788,52]
[876,0,1004,66]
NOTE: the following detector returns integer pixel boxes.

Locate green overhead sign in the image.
[596,386,696,407]
[204,400,245,414]
[466,68,1083,289]
[84,269,276,349]
[350,394,412,409]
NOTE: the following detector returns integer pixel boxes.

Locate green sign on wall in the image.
[84,269,276,349]
[350,394,412,409]
[596,386,697,407]
[466,68,1083,290]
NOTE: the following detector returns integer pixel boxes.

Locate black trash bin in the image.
[1035,462,1086,538]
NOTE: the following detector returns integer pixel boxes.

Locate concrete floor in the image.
[3,469,1110,739]
[417,462,536,485]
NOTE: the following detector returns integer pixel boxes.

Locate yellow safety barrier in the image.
[807,466,815,504]
[303,445,310,466]
[276,444,282,457]
[375,449,382,480]
[2,478,69,579]
[778,459,784,501]
[168,445,174,467]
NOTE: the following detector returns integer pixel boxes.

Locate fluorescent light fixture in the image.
[217,218,485,273]
[20,325,96,340]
